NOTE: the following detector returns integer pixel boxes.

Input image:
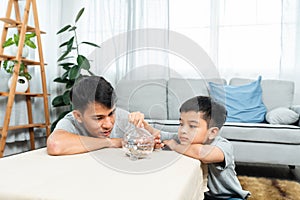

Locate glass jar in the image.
[122,127,155,160]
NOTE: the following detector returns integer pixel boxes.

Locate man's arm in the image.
[163,140,224,163]
[47,129,122,156]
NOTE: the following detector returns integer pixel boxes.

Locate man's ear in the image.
[208,127,219,140]
[73,110,83,123]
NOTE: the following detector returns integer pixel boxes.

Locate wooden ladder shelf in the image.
[0,0,50,157]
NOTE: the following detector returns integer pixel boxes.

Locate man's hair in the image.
[179,96,227,129]
[70,76,116,111]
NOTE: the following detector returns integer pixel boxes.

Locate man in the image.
[47,75,161,155]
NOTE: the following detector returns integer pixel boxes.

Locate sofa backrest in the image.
[167,78,226,120]
[115,77,293,121]
[115,79,168,120]
[229,78,294,111]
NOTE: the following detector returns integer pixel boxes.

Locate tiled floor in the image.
[235,163,300,182]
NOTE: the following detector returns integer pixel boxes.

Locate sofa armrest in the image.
[291,105,300,126]
[291,105,300,114]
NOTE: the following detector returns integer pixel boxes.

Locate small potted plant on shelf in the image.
[2,33,36,92]
[3,60,31,92]
[2,33,36,57]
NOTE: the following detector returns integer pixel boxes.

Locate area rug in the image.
[238,176,300,200]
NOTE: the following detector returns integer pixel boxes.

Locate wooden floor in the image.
[235,163,300,182]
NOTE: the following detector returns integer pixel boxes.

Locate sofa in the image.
[115,77,300,167]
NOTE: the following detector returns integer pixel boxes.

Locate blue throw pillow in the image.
[209,76,267,123]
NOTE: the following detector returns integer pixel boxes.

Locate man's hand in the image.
[108,138,123,148]
[128,111,163,149]
[128,111,145,128]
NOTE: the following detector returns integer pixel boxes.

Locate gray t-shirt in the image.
[54,108,134,138]
[205,136,250,199]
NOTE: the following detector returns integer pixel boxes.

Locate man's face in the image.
[75,102,116,138]
[178,111,209,145]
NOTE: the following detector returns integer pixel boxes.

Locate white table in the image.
[0,148,208,200]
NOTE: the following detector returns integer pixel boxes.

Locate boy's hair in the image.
[70,76,116,111]
[179,96,226,129]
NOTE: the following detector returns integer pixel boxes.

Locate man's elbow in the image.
[46,135,63,156]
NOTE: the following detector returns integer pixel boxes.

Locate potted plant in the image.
[51,7,100,131]
[2,33,36,92]
[2,33,37,57]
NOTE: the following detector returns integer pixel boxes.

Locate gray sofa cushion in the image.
[229,78,294,111]
[147,119,179,133]
[266,107,299,125]
[220,122,300,145]
[167,78,226,120]
[115,79,168,120]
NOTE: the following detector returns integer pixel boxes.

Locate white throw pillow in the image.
[266,107,300,125]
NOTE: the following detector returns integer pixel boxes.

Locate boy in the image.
[163,96,250,200]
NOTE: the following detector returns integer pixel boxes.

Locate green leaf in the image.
[62,66,71,71]
[62,90,71,105]
[22,72,32,80]
[13,34,19,46]
[58,63,74,71]
[59,110,71,119]
[69,26,77,31]
[53,77,68,83]
[59,62,74,67]
[61,71,69,80]
[66,80,75,89]
[3,60,13,73]
[67,37,74,52]
[68,65,81,80]
[57,50,71,62]
[2,38,14,48]
[52,95,66,107]
[75,8,85,23]
[25,33,36,39]
[77,55,90,70]
[81,41,100,48]
[59,41,69,48]
[50,120,58,132]
[25,40,36,49]
[57,25,71,34]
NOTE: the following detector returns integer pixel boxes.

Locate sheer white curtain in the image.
[169,0,300,104]
[170,0,282,79]
[74,0,170,85]
[280,0,300,104]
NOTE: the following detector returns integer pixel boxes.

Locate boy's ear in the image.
[73,110,83,123]
[208,127,219,140]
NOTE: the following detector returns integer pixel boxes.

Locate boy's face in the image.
[74,102,116,138]
[178,111,210,145]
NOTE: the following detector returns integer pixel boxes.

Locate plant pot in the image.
[9,45,29,58]
[7,76,29,93]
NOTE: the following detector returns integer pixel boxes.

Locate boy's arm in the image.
[163,140,224,163]
[47,129,122,155]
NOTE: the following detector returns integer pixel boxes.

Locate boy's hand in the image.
[163,139,179,150]
[153,134,164,149]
